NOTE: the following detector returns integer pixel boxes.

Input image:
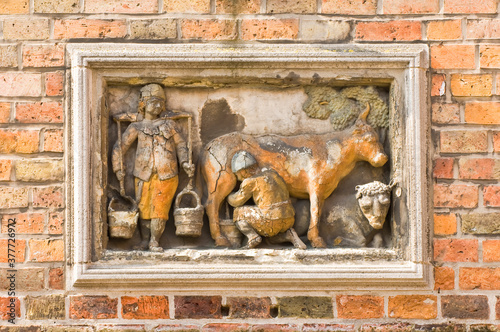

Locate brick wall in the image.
[0,0,499,331]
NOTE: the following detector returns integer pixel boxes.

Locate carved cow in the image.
[201,105,388,248]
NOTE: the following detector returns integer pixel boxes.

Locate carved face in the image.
[144,96,165,117]
[357,192,391,229]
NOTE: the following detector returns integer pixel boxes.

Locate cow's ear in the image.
[358,103,370,122]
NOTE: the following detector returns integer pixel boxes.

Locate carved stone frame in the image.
[66,44,431,291]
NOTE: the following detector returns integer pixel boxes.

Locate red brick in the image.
[431,74,445,96]
[0,103,10,123]
[121,296,169,319]
[227,297,272,319]
[444,0,497,13]
[29,239,64,262]
[359,323,413,332]
[451,75,492,97]
[355,21,421,41]
[15,102,63,123]
[49,267,64,289]
[484,240,500,262]
[388,295,437,319]
[434,239,478,262]
[0,239,26,263]
[431,45,475,69]
[0,268,44,291]
[70,296,118,319]
[164,0,210,13]
[202,323,251,332]
[442,296,489,319]
[85,0,157,13]
[427,20,462,40]
[45,72,64,96]
[322,0,376,14]
[435,266,454,290]
[216,0,260,14]
[43,129,64,153]
[241,19,299,40]
[182,19,237,40]
[0,297,20,320]
[23,44,64,68]
[175,296,222,319]
[156,324,200,332]
[467,19,500,39]
[465,102,500,124]
[0,0,29,14]
[303,324,355,332]
[480,45,500,68]
[440,130,488,153]
[431,103,460,124]
[251,324,300,332]
[0,160,12,181]
[383,0,438,14]
[0,72,42,97]
[267,0,316,13]
[1,213,45,234]
[459,158,496,179]
[434,184,478,208]
[460,267,500,290]
[494,132,500,152]
[33,186,64,208]
[54,19,127,39]
[484,186,500,207]
[433,158,454,179]
[3,19,50,40]
[0,187,29,209]
[337,295,384,319]
[434,213,457,235]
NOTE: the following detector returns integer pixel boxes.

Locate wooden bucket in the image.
[108,196,139,239]
[173,188,204,237]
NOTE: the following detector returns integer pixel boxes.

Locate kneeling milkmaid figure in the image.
[112,84,194,252]
[227,151,306,249]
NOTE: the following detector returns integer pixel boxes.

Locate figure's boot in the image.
[235,220,262,249]
[133,219,151,251]
[149,218,166,252]
[268,228,307,249]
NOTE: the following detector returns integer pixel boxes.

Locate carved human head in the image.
[139,84,165,117]
[231,151,258,181]
[355,181,392,229]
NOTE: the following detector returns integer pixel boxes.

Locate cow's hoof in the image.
[214,236,231,247]
[310,237,327,248]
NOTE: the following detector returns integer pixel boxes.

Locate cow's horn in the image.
[359,103,370,121]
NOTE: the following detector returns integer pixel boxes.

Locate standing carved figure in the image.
[227,151,306,249]
[112,84,194,252]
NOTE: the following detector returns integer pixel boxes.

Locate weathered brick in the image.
[460,268,500,290]
[434,239,478,262]
[484,240,500,262]
[444,0,497,13]
[336,295,384,319]
[1,1,28,13]
[277,296,333,318]
[164,0,210,13]
[0,128,40,153]
[95,325,146,332]
[15,101,63,123]
[434,184,478,208]
[48,212,64,234]
[414,324,466,332]
[467,19,500,39]
[267,0,316,13]
[442,295,489,319]
[23,44,65,68]
[174,296,222,319]
[33,186,64,208]
[462,213,500,234]
[1,213,45,234]
[434,213,457,235]
[43,129,64,153]
[303,324,355,332]
[70,296,118,319]
[155,324,200,332]
[440,131,488,153]
[44,327,91,332]
[0,239,25,263]
[251,324,300,332]
[121,296,169,319]
[300,20,350,41]
[498,298,500,320]
[388,295,437,319]
[0,298,20,320]
[215,0,260,14]
[0,45,18,68]
[432,103,460,124]
[451,75,492,97]
[459,158,496,179]
[0,103,10,123]
[0,268,44,292]
[495,132,500,152]
[45,72,64,97]
[465,102,500,124]
[202,324,250,332]
[383,0,438,14]
[469,325,500,332]
[34,0,79,13]
[484,186,500,207]
[0,160,12,181]
[26,295,65,320]
[431,45,475,69]
[360,323,413,332]
[29,239,64,262]
[241,19,299,40]
[3,19,50,40]
[435,266,454,290]
[431,74,445,96]
[85,0,157,13]
[130,20,176,39]
[480,45,500,68]
[54,19,127,39]
[181,19,237,40]
[15,159,64,182]
[0,187,29,209]
[0,73,42,97]
[227,297,272,319]
[322,0,376,15]
[355,21,421,41]
[49,267,64,289]
[427,20,461,40]
[433,158,454,179]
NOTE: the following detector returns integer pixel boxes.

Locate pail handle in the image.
[175,189,202,210]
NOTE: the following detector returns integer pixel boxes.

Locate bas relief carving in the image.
[106,83,394,251]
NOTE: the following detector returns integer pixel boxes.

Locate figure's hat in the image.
[231,151,257,173]
[140,84,165,99]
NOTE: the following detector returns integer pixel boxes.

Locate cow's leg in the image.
[307,193,327,248]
